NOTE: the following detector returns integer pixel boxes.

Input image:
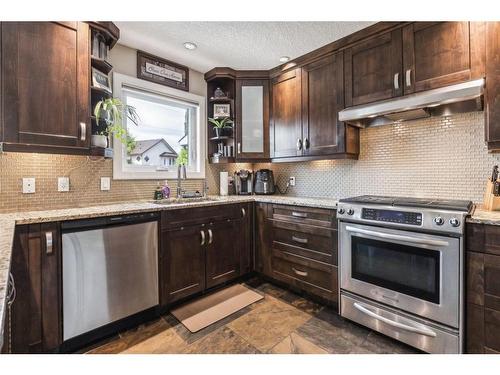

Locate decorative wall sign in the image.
[91,67,112,93]
[137,50,189,91]
[213,103,231,118]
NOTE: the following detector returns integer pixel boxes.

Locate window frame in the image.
[112,72,206,180]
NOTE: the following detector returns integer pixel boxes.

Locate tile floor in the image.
[84,278,420,354]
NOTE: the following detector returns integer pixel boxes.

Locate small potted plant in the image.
[93,97,140,150]
[208,117,233,138]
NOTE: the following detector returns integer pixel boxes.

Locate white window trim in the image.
[112,72,206,180]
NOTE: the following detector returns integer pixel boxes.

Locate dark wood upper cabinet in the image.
[7,223,61,353]
[485,22,500,151]
[270,68,302,158]
[205,220,240,289]
[160,224,206,305]
[344,29,403,107]
[301,52,348,156]
[235,79,270,160]
[1,22,90,154]
[402,22,485,94]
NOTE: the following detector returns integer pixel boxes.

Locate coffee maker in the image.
[234,170,253,195]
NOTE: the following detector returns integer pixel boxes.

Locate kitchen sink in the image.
[152,196,220,205]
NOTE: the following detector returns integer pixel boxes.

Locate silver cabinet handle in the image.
[45,231,53,254]
[345,225,449,247]
[296,138,302,151]
[237,142,241,154]
[291,211,307,218]
[200,230,205,246]
[241,207,246,218]
[304,138,310,150]
[292,267,308,277]
[393,73,400,90]
[79,122,86,141]
[8,272,16,305]
[292,235,308,244]
[353,302,437,337]
[405,69,412,87]
[208,229,213,244]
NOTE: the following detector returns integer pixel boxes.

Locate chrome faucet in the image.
[177,165,186,198]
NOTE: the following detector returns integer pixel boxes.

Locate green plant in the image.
[94,98,140,148]
[176,148,188,166]
[208,117,233,129]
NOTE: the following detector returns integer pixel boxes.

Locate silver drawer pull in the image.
[241,207,246,218]
[291,211,307,218]
[393,72,400,90]
[296,138,302,151]
[292,267,308,277]
[45,231,53,254]
[405,69,412,87]
[353,302,437,337]
[291,235,308,244]
[200,230,205,246]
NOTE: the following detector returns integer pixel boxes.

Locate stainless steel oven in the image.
[337,196,472,354]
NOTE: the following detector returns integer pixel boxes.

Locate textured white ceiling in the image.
[116,22,375,73]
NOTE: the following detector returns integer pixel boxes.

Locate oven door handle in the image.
[345,226,449,247]
[353,302,437,337]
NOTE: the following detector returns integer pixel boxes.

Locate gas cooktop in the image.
[339,195,473,212]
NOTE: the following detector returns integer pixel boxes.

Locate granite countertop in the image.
[466,205,500,225]
[0,194,338,348]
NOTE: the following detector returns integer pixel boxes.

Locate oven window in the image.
[351,236,440,304]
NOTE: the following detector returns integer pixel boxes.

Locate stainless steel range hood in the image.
[339,78,485,127]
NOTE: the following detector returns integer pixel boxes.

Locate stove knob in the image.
[338,208,345,215]
[433,217,444,226]
[450,218,461,227]
[347,208,355,216]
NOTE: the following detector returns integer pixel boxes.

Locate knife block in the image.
[483,180,500,210]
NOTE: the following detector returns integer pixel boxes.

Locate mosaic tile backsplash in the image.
[0,111,496,212]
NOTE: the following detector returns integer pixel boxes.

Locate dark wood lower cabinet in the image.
[6,223,61,353]
[466,222,500,353]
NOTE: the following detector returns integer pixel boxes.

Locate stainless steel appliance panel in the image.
[340,221,460,328]
[62,220,159,341]
[341,293,460,354]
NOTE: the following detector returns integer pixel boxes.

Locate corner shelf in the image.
[209,96,233,102]
[90,146,113,158]
[210,156,236,164]
[91,56,113,74]
[209,136,232,141]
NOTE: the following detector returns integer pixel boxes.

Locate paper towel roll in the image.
[220,172,229,196]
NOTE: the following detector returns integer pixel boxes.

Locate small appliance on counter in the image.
[234,169,253,195]
[254,169,276,195]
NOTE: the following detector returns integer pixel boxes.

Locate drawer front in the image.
[484,254,500,311]
[271,248,337,301]
[272,227,337,265]
[162,203,244,229]
[270,204,336,228]
[485,308,500,352]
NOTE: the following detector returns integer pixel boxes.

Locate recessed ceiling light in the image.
[183,42,197,50]
[279,56,290,63]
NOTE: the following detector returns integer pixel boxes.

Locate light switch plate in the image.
[100,177,111,191]
[58,177,70,192]
[22,177,36,194]
[289,176,296,187]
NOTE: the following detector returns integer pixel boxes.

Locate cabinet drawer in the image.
[271,248,337,300]
[484,254,500,311]
[270,204,336,228]
[162,203,244,229]
[272,222,337,265]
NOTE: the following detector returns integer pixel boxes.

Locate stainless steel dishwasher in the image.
[61,212,159,341]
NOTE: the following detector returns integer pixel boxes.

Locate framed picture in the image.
[92,68,112,93]
[213,103,231,118]
[137,50,189,91]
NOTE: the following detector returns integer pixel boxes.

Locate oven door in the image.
[339,222,460,328]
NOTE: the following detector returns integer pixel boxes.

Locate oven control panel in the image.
[361,208,423,226]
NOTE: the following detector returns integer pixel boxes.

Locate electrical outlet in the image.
[289,176,296,187]
[58,177,70,192]
[22,177,36,194]
[100,177,111,191]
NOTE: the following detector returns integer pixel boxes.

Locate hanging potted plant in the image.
[208,117,233,138]
[93,98,140,151]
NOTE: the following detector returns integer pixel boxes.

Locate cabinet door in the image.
[1,22,90,151]
[271,68,302,158]
[161,225,206,304]
[302,52,346,156]
[236,79,269,159]
[344,29,403,107]
[8,223,61,353]
[206,220,240,289]
[239,203,253,275]
[402,22,485,94]
[255,203,272,276]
